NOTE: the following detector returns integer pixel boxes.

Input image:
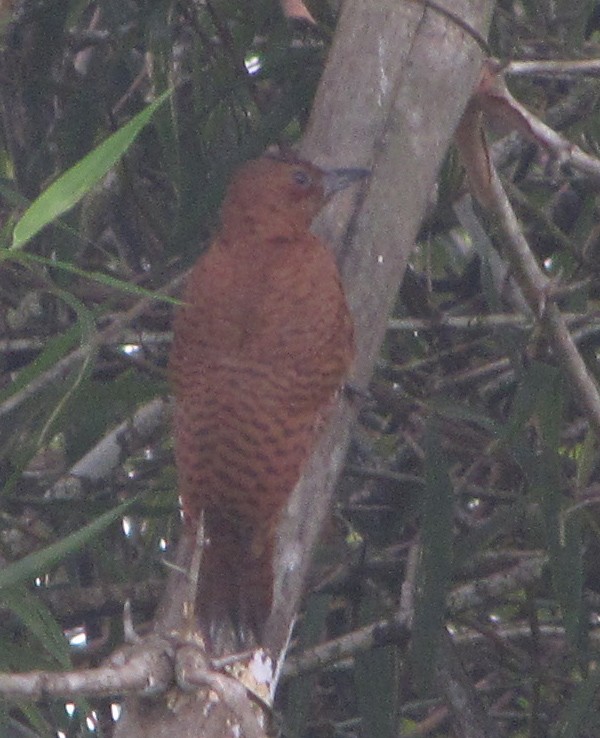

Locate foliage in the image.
[2,0,600,736]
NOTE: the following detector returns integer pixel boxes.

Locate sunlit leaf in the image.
[11,90,172,249]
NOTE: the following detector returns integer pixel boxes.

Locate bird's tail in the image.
[191,511,274,654]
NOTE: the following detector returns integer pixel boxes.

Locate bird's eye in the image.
[292,169,312,188]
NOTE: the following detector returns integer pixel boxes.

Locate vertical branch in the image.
[487,162,600,436]
[267,0,496,664]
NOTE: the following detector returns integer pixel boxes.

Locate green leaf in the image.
[0,704,52,738]
[501,361,560,444]
[284,594,330,738]
[0,499,136,590]
[574,428,599,490]
[11,89,172,249]
[7,251,182,305]
[0,324,81,405]
[355,592,401,738]
[533,446,585,652]
[0,587,71,668]
[411,420,454,695]
[35,286,98,446]
[523,371,586,655]
[554,668,600,738]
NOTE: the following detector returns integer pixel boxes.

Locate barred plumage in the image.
[169,155,365,645]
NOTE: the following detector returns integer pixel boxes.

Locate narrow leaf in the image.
[355,592,400,738]
[284,594,330,738]
[11,251,181,305]
[553,668,600,738]
[411,420,454,695]
[501,361,558,444]
[12,90,171,249]
[0,499,135,589]
[0,324,81,405]
[526,371,586,653]
[1,586,71,668]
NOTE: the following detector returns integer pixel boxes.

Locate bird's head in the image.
[219,155,369,236]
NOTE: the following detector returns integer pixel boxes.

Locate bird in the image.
[169,153,367,649]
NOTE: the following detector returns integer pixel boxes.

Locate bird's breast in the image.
[174,238,354,382]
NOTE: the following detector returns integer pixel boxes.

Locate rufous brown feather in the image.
[169,155,367,649]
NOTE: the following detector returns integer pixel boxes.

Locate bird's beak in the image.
[322,166,370,198]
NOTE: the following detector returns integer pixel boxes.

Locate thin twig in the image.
[46,397,170,495]
[387,311,599,332]
[506,59,600,78]
[0,640,174,699]
[0,272,184,422]
[283,556,546,678]
[488,162,600,436]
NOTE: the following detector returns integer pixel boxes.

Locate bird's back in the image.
[169,156,357,647]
